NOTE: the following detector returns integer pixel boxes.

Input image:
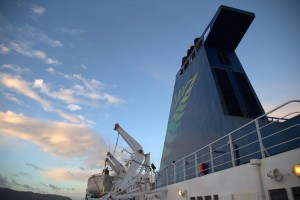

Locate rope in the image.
[112,132,120,156]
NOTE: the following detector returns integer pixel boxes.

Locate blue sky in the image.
[0,0,299,199]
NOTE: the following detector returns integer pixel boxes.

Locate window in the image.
[213,195,219,200]
[217,49,231,65]
[269,189,288,200]
[292,187,300,200]
[190,197,196,200]
[204,196,212,200]
[197,197,203,200]
[212,68,243,116]
[234,72,263,118]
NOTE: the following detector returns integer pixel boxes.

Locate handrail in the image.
[155,100,300,188]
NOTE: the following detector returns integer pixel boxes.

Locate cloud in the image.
[9,42,60,65]
[49,184,60,191]
[67,104,81,111]
[0,15,62,63]
[23,184,35,191]
[12,179,21,186]
[81,64,87,69]
[55,27,85,35]
[26,162,44,171]
[55,109,83,124]
[0,111,108,166]
[1,64,30,74]
[40,181,75,191]
[46,67,55,74]
[21,24,63,48]
[19,172,32,179]
[39,181,47,187]
[75,115,95,127]
[49,88,78,104]
[0,73,85,124]
[0,73,51,110]
[33,79,49,93]
[46,68,123,106]
[30,4,46,16]
[0,44,10,54]
[3,93,23,105]
[0,174,10,188]
[262,101,300,119]
[64,74,105,91]
[43,168,92,182]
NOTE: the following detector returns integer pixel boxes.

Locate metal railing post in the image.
[183,159,186,181]
[209,144,214,173]
[173,162,176,184]
[166,168,168,186]
[228,134,236,167]
[255,120,266,158]
[194,152,198,177]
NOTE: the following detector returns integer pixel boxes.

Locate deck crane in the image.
[105,152,126,191]
[99,123,149,199]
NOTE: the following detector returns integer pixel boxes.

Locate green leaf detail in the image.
[167,121,181,132]
[162,146,172,160]
[170,73,198,123]
[164,72,199,149]
[165,131,176,144]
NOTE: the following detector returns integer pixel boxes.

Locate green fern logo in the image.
[162,72,199,159]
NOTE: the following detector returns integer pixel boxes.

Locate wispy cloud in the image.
[30,4,46,16]
[46,67,55,74]
[0,174,10,188]
[0,44,10,54]
[67,104,81,111]
[21,24,63,48]
[46,67,123,106]
[0,73,87,124]
[0,111,108,167]
[55,27,85,36]
[43,168,92,182]
[1,64,30,75]
[9,175,44,193]
[3,93,23,105]
[12,179,21,186]
[81,64,87,69]
[40,181,75,191]
[23,184,36,191]
[0,73,51,110]
[0,14,61,64]
[19,172,32,179]
[49,184,60,191]
[9,42,60,65]
[26,162,44,171]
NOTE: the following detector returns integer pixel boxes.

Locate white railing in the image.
[154,100,300,188]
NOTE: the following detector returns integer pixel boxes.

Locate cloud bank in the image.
[0,111,108,167]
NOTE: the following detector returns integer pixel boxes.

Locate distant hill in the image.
[0,187,72,200]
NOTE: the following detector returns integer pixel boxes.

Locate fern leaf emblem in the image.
[163,72,199,159]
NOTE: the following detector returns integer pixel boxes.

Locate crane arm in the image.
[106,152,126,176]
[114,123,144,156]
[105,158,119,175]
[110,123,145,194]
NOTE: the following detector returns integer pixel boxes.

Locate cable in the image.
[112,132,119,156]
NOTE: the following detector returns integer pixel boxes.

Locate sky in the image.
[0,0,300,199]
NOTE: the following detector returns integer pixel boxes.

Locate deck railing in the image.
[154,100,300,188]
